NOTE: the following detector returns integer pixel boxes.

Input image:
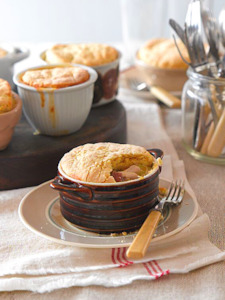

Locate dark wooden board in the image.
[0,100,127,190]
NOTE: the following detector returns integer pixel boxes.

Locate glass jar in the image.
[182,68,225,165]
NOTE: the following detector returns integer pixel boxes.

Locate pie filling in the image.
[111,164,151,182]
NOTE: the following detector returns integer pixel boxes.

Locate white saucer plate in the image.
[18,178,198,248]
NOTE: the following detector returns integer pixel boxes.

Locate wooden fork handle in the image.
[126,210,162,259]
[207,108,225,157]
[150,86,181,108]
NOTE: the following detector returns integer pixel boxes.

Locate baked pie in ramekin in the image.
[41,43,121,106]
[50,142,163,234]
[136,38,189,92]
[13,64,97,136]
[0,78,22,150]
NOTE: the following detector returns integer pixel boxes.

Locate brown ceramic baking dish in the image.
[50,148,163,234]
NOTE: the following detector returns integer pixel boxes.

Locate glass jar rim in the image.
[187,67,225,85]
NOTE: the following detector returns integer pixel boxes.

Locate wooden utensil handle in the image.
[150,86,181,108]
[200,122,215,154]
[126,210,162,259]
[207,109,225,157]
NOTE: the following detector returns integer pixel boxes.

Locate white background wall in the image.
[0,0,224,44]
[0,0,122,43]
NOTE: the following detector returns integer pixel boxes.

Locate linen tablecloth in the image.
[0,91,224,298]
[0,43,224,297]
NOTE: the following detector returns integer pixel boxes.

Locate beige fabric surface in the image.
[0,157,223,293]
[0,41,222,299]
[1,93,224,299]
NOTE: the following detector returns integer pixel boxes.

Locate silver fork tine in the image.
[166,180,184,204]
[171,180,180,203]
[172,180,179,200]
[172,180,184,204]
[177,181,185,204]
[166,181,177,203]
[165,181,175,200]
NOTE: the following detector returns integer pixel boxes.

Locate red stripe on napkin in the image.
[111,248,117,265]
[117,248,129,267]
[148,261,160,279]
[111,249,169,278]
[122,247,133,265]
[143,262,155,277]
[111,248,130,267]
[117,248,130,267]
[153,260,170,275]
[143,260,170,279]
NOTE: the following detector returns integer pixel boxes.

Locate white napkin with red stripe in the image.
[0,97,224,293]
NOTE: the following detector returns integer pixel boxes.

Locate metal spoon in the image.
[185,0,208,72]
[201,7,222,76]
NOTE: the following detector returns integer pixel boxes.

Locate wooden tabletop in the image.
[0,100,127,190]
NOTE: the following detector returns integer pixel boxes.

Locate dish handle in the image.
[50,176,93,201]
[147,148,164,173]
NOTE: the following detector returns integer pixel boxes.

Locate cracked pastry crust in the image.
[60,143,154,183]
[44,43,119,66]
[137,38,189,69]
[21,66,90,89]
[0,78,14,113]
[0,47,7,58]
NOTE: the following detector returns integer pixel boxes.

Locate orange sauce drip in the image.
[36,88,56,129]
[48,91,56,128]
[38,90,45,107]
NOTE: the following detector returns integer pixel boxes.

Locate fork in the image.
[128,78,181,108]
[126,180,185,259]
[185,0,208,70]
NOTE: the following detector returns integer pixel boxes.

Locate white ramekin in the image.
[13,64,98,136]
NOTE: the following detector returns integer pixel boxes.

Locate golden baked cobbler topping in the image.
[0,47,8,58]
[60,142,156,183]
[44,43,118,66]
[0,78,14,113]
[137,38,189,69]
[21,66,90,89]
